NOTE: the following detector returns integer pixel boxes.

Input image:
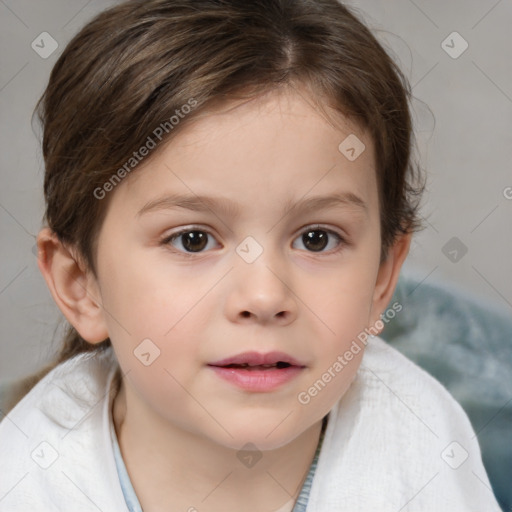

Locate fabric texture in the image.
[0,336,502,511]
[383,272,512,512]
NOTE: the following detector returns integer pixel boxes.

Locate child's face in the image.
[90,89,400,449]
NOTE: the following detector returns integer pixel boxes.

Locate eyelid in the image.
[293,223,349,246]
[294,223,346,239]
[161,224,347,242]
[160,225,221,259]
[160,223,349,256]
[160,224,219,245]
[292,224,348,254]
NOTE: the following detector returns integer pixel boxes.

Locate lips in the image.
[208,351,305,369]
[207,351,306,392]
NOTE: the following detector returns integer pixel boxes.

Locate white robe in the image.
[0,336,502,511]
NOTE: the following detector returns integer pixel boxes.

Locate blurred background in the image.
[0,0,511,395]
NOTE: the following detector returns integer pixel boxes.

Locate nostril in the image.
[241,311,251,318]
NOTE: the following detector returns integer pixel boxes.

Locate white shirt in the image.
[0,336,502,511]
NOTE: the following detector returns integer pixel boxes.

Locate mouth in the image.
[207,351,306,392]
[218,362,294,370]
[207,351,306,369]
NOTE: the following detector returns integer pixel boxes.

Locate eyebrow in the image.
[136,191,368,218]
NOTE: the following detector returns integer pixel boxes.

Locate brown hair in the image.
[6,0,424,411]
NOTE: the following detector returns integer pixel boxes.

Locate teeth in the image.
[224,362,292,369]
[235,364,276,368]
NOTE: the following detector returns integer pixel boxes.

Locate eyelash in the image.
[160,224,348,257]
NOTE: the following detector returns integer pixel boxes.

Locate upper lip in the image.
[208,351,306,367]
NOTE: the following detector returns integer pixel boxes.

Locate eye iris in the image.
[303,230,328,252]
[182,231,207,252]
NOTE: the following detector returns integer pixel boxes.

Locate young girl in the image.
[0,1,502,511]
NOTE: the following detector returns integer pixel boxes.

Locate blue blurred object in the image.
[382,272,512,511]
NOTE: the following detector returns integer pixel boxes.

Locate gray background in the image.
[1,0,511,382]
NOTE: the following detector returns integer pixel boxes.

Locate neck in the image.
[112,379,324,512]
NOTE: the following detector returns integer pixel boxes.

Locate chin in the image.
[212,417,307,452]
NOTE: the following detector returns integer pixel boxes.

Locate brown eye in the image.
[180,231,208,252]
[303,230,328,251]
[293,228,344,253]
[165,229,217,253]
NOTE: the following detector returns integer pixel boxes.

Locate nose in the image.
[224,251,298,326]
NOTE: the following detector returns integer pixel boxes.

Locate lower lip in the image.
[208,365,304,392]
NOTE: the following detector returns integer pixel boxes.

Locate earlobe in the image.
[369,232,412,330]
[36,227,109,344]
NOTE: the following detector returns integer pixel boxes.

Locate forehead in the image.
[113,88,378,219]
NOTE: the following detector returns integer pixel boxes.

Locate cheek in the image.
[314,262,379,340]
[97,254,216,390]
[120,358,209,439]
[109,313,205,428]
[99,248,212,335]
[300,253,379,403]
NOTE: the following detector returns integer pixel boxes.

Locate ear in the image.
[36,227,109,344]
[369,232,412,330]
